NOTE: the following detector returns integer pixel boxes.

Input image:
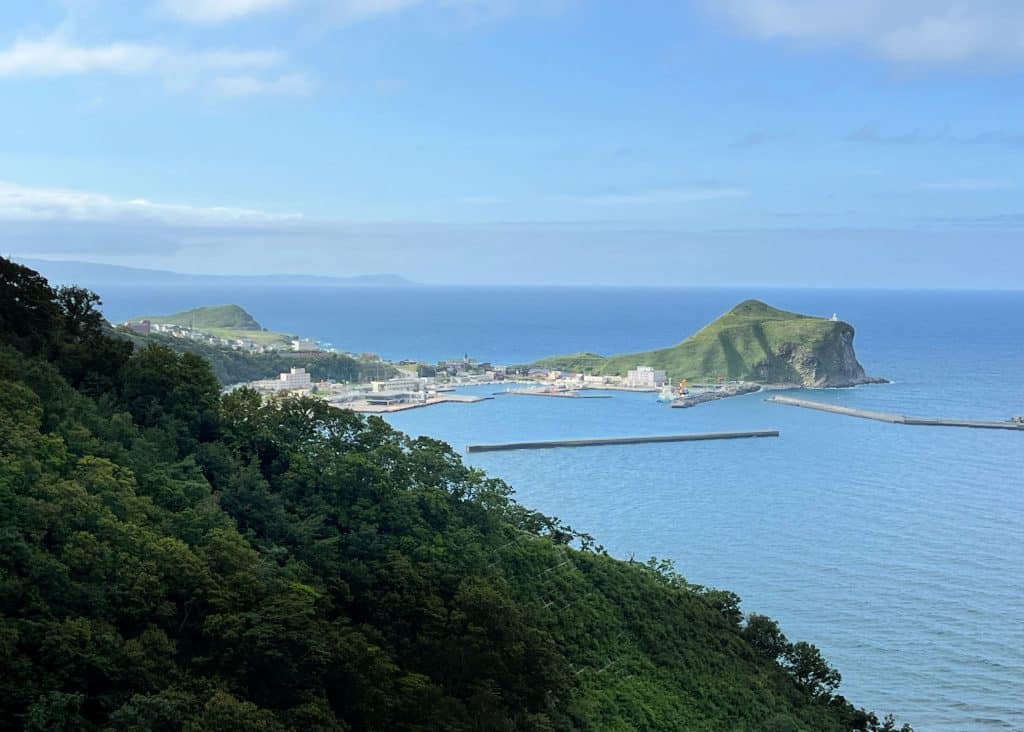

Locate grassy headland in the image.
[134,304,295,346]
[536,299,883,387]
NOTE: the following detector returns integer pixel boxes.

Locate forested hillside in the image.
[0,257,909,731]
[113,328,399,386]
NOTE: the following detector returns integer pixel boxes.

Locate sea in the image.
[97,285,1024,731]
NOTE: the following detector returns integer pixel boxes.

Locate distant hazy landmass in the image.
[17,258,414,287]
[536,299,884,387]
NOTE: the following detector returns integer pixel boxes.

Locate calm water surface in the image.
[98,285,1024,731]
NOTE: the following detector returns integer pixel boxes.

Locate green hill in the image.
[134,304,296,346]
[138,304,263,330]
[537,299,883,387]
[0,259,909,731]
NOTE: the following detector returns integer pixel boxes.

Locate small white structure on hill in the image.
[626,366,667,388]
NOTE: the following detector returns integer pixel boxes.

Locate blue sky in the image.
[3,0,1024,286]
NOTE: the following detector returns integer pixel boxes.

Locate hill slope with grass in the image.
[0,259,908,731]
[537,300,883,387]
[138,304,263,331]
[133,304,297,347]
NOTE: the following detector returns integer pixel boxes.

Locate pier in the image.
[467,430,779,453]
[500,389,612,399]
[767,396,1024,431]
[345,394,492,414]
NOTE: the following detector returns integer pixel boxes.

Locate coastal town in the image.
[123,318,319,355]
[123,310,765,413]
[241,361,757,413]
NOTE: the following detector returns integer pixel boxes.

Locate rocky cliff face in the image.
[772,324,884,387]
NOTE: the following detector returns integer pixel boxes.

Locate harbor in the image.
[767,395,1024,431]
[467,430,780,453]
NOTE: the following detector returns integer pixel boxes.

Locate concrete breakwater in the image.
[467,430,779,453]
[347,394,492,414]
[499,389,613,399]
[671,382,761,408]
[767,395,1024,431]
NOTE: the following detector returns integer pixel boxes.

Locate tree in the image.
[55,286,105,342]
[870,713,914,732]
[784,641,841,698]
[24,692,90,732]
[0,257,61,356]
[743,613,788,660]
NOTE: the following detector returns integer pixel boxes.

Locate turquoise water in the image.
[95,285,1024,730]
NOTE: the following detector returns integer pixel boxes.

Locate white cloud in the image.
[323,0,545,26]
[0,31,309,97]
[0,180,303,226]
[563,188,749,206]
[158,0,568,27]
[160,0,296,24]
[331,0,423,23]
[708,0,1024,68]
[211,71,315,97]
[0,36,163,77]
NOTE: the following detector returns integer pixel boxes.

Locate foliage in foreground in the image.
[0,257,910,731]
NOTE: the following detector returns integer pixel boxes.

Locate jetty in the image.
[500,389,612,399]
[767,395,1024,432]
[467,430,779,453]
[345,394,492,414]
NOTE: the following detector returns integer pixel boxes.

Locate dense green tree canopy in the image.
[0,257,911,731]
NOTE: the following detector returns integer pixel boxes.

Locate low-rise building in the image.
[625,366,667,388]
[292,338,319,352]
[370,377,425,394]
[251,367,313,393]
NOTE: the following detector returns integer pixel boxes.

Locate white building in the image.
[280,367,312,390]
[292,338,319,352]
[252,367,313,392]
[370,377,425,394]
[625,366,667,388]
